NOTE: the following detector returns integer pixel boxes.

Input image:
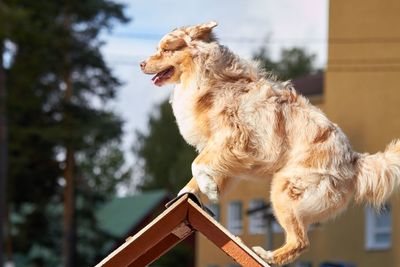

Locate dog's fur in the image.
[141,22,400,265]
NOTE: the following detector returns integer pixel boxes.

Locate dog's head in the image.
[140,21,218,86]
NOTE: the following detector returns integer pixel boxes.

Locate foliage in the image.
[253,46,317,80]
[151,242,194,267]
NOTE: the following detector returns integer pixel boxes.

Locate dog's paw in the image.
[202,179,219,202]
[178,186,197,197]
[252,246,273,263]
[192,163,219,202]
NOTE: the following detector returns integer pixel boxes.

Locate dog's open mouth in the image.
[151,66,175,86]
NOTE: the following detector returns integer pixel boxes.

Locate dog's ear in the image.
[186,21,218,42]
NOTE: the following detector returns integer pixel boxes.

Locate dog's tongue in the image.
[151,75,162,86]
[152,67,174,86]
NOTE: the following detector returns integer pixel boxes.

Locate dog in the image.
[140,21,400,265]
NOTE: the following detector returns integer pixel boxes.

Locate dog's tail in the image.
[354,139,400,207]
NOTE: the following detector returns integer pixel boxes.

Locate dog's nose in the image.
[140,61,146,70]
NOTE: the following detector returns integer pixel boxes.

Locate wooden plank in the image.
[95,194,190,267]
[187,198,269,267]
[128,232,192,267]
[171,222,193,239]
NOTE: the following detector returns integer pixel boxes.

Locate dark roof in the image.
[292,72,324,96]
[96,189,168,238]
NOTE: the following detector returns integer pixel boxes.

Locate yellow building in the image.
[196,0,400,266]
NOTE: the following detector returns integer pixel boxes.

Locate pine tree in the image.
[3,0,130,266]
[0,34,7,267]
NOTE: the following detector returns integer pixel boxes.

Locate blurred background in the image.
[0,0,399,266]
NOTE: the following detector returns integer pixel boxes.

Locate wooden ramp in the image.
[95,193,269,267]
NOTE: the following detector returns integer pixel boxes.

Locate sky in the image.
[101,0,329,166]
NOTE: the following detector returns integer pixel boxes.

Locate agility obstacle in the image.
[95,193,269,267]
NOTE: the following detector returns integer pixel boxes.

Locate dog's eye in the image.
[161,43,185,53]
[159,47,169,53]
[174,44,185,50]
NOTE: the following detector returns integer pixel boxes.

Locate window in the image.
[248,199,267,234]
[228,201,243,234]
[272,221,283,233]
[206,203,220,222]
[294,262,312,267]
[365,204,392,250]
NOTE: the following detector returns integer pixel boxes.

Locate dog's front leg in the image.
[178,177,200,196]
[178,174,233,202]
[191,162,219,202]
[190,145,235,202]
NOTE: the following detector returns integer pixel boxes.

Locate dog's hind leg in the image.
[253,211,309,265]
[253,177,310,265]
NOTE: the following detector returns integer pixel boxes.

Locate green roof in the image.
[96,189,168,238]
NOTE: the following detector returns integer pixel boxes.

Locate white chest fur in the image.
[171,83,205,149]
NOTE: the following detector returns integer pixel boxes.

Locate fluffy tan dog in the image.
[140,21,400,265]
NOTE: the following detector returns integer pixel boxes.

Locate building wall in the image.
[307,0,400,266]
[196,0,400,266]
[326,0,400,152]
